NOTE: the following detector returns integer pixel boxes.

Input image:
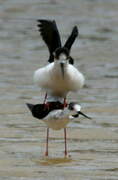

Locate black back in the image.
[26,102,65,119]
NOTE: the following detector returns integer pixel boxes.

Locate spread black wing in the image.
[37,19,62,62]
[64,26,78,52]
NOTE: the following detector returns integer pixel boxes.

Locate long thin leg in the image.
[45,128,49,156]
[64,128,67,156]
[63,97,67,108]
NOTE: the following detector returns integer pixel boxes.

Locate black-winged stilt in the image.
[27,102,91,156]
[34,20,85,103]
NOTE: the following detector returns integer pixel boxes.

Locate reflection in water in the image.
[34,157,73,166]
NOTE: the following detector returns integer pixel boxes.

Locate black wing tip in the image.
[37,19,46,23]
[37,19,55,23]
[37,19,56,31]
[73,26,79,36]
[26,103,34,112]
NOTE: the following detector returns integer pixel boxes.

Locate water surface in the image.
[0,0,118,179]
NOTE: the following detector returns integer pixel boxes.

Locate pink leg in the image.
[64,128,67,156]
[45,128,49,156]
[63,97,67,108]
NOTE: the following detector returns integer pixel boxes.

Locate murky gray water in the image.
[0,0,118,179]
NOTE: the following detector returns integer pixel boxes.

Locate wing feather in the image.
[64,26,78,52]
[37,19,62,62]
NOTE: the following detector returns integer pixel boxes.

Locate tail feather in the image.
[26,103,34,112]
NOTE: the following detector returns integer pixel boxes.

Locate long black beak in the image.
[60,62,65,78]
[79,111,92,119]
[72,111,92,119]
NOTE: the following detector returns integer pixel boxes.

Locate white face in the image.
[59,54,67,60]
[58,54,68,66]
[54,53,68,77]
[54,53,68,64]
[74,104,81,112]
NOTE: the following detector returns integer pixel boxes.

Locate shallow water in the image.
[0,0,118,179]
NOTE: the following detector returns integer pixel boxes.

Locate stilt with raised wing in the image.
[34,20,84,101]
[26,102,91,156]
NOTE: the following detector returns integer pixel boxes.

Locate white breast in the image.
[34,63,85,97]
[42,109,71,130]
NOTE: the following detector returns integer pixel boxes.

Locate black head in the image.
[54,47,74,65]
[54,47,69,59]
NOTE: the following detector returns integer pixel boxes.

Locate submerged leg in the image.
[64,128,67,156]
[45,128,49,156]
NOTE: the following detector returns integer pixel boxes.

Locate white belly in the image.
[42,109,71,130]
[44,117,70,130]
[34,63,85,96]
